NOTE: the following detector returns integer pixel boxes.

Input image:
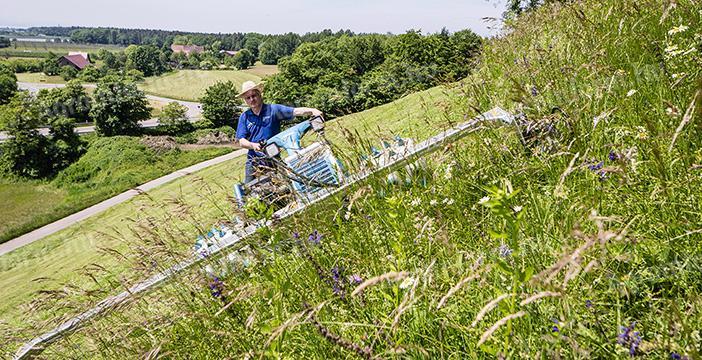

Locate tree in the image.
[36,80,92,123]
[59,65,78,81]
[90,78,151,136]
[42,54,61,76]
[229,49,255,70]
[0,93,53,178]
[98,49,122,70]
[158,102,192,133]
[0,37,9,48]
[0,63,18,105]
[199,81,241,127]
[126,45,165,76]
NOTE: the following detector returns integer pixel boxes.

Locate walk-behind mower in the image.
[232,115,347,217]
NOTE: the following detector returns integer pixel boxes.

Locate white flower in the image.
[478,196,491,205]
[429,199,438,206]
[399,277,416,289]
[410,198,421,207]
[513,205,523,213]
[626,89,637,97]
[671,72,686,79]
[668,25,689,35]
[442,198,455,205]
[665,44,682,57]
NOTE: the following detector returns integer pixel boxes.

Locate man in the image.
[235,80,322,183]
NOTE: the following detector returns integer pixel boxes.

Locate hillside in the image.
[6,0,702,357]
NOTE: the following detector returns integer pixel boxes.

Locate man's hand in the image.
[239,138,262,151]
[293,107,323,118]
[251,142,262,151]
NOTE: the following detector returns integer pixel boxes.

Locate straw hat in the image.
[237,80,264,98]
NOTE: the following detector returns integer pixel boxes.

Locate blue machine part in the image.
[265,120,312,157]
[285,143,342,196]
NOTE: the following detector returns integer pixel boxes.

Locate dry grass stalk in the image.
[262,300,328,352]
[471,293,514,328]
[390,275,420,332]
[351,271,409,296]
[553,152,580,198]
[477,311,527,347]
[310,315,376,360]
[519,291,562,306]
[669,90,701,152]
[437,263,490,309]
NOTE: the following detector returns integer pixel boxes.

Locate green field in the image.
[14,72,66,84]
[0,41,124,57]
[241,61,279,78]
[139,69,264,101]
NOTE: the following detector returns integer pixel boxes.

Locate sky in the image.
[2,0,506,37]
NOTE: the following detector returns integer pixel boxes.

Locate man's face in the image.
[243,90,262,109]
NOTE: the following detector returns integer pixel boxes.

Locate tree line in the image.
[265,29,482,117]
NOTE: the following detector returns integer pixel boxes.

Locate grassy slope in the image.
[0,85,462,351]
[29,0,702,358]
[138,69,262,101]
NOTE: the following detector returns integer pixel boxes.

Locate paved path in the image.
[0,149,247,257]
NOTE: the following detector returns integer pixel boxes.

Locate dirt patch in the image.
[196,131,233,145]
[141,136,178,154]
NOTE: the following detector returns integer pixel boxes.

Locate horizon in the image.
[2,0,506,37]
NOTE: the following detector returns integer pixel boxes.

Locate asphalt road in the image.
[0,83,203,141]
[0,148,247,257]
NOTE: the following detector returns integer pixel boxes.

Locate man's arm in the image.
[238,138,261,151]
[293,107,323,118]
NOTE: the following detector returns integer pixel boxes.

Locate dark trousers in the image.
[245,157,273,183]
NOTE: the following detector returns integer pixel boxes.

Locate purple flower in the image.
[531,86,539,97]
[670,352,681,360]
[609,151,619,161]
[208,277,225,299]
[348,274,363,284]
[585,299,593,308]
[617,322,641,356]
[588,161,604,171]
[551,318,559,333]
[292,231,300,239]
[498,243,513,258]
[330,266,344,295]
[308,230,323,245]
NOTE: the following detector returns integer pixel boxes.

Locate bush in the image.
[90,78,151,136]
[0,63,17,105]
[77,66,102,82]
[59,65,77,81]
[158,102,193,134]
[199,81,241,127]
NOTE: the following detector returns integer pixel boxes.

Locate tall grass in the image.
[8,0,702,358]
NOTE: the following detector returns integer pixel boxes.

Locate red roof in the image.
[61,54,91,70]
[171,44,205,55]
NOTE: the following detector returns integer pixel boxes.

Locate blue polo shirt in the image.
[236,103,295,159]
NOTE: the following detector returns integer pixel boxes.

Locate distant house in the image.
[219,50,238,57]
[68,52,91,62]
[58,53,91,70]
[170,44,204,55]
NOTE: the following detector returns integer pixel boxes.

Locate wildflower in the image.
[308,230,323,245]
[292,232,300,239]
[585,299,593,308]
[626,89,637,97]
[208,277,225,299]
[531,86,539,97]
[670,352,688,360]
[399,277,416,289]
[671,73,685,80]
[348,274,363,285]
[513,205,523,213]
[636,126,648,140]
[617,322,642,356]
[608,151,619,161]
[498,243,513,258]
[429,199,438,206]
[665,44,682,57]
[331,266,344,295]
[551,318,560,333]
[444,162,454,180]
[478,196,491,205]
[410,198,421,207]
[588,161,604,171]
[442,198,455,205]
[668,25,689,35]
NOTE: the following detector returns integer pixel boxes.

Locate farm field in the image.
[241,61,279,77]
[0,85,461,354]
[0,41,124,57]
[14,72,65,84]
[138,69,264,101]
